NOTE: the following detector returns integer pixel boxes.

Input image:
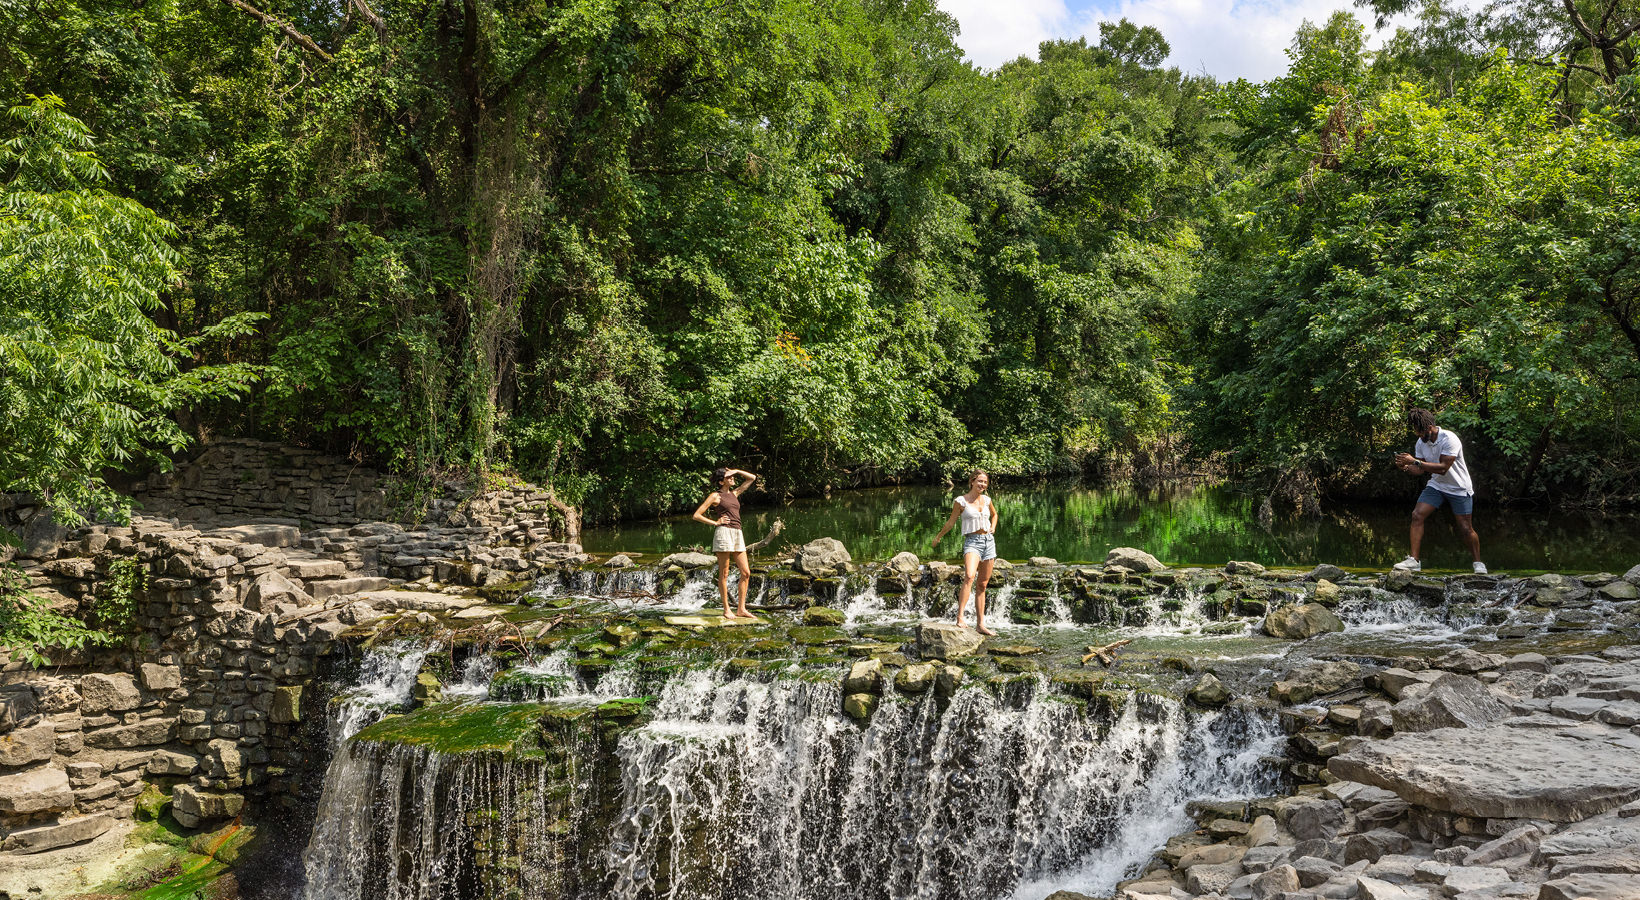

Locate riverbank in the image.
[2,465,1638,898]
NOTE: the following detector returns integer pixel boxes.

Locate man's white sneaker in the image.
[1473,562,1489,575]
[1393,556,1421,572]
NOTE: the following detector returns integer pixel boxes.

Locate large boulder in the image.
[1330,721,1640,821]
[1389,674,1510,732]
[794,538,852,577]
[916,621,985,659]
[843,659,884,695]
[1105,547,1165,573]
[78,673,141,714]
[884,552,921,578]
[1263,603,1346,639]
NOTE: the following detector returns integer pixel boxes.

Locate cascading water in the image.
[301,663,1282,900]
[604,671,1282,900]
[329,641,438,747]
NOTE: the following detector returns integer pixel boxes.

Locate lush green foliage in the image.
[5,0,1640,519]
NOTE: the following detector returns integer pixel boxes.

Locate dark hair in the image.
[710,467,729,487]
[1408,409,1436,433]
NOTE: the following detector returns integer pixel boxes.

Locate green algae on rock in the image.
[351,702,553,756]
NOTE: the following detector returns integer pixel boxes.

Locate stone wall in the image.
[0,501,586,862]
[132,437,569,541]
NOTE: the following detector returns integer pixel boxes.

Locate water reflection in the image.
[582,482,1640,573]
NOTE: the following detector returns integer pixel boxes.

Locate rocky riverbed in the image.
[3,476,1639,900]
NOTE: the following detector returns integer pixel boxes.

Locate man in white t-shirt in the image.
[1392,408,1485,574]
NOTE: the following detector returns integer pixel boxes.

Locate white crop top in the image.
[956,495,991,535]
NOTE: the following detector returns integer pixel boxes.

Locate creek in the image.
[293,554,1634,900]
[580,483,1640,573]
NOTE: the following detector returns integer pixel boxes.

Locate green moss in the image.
[594,697,651,720]
[477,580,531,603]
[790,626,849,645]
[134,783,170,822]
[351,702,549,756]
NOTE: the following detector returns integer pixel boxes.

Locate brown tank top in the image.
[715,490,741,528]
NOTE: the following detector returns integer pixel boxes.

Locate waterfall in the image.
[329,641,437,748]
[603,671,1282,900]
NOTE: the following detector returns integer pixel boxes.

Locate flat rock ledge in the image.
[1331,720,1640,822]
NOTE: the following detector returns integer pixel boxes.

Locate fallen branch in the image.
[746,518,785,554]
[220,0,334,61]
[1082,639,1132,667]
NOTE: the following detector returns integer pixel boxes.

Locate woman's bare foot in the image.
[955,617,967,629]
[976,622,996,636]
[735,609,753,619]
[720,607,734,619]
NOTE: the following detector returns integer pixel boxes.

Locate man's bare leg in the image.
[1409,502,1436,561]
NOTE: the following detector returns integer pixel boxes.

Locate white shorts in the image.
[712,526,747,553]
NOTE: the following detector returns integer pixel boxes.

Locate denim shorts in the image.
[1418,486,1474,515]
[962,532,997,561]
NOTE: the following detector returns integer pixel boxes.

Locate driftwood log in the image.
[747,518,785,554]
[1081,639,1132,667]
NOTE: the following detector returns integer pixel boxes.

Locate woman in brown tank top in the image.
[691,466,759,618]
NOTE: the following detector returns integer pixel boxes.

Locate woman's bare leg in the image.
[733,551,752,617]
[957,551,978,627]
[974,558,997,636]
[716,552,734,617]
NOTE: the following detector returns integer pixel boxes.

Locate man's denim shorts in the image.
[1418,486,1474,515]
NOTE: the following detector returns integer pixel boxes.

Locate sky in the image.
[939,0,1374,82]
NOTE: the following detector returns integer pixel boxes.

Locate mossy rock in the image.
[352,702,550,756]
[477,580,531,603]
[134,783,170,821]
[790,626,850,646]
[1050,670,1109,699]
[996,656,1039,674]
[576,656,614,673]
[803,606,847,626]
[491,668,573,701]
[187,822,259,865]
[595,697,651,720]
[727,657,764,674]
[748,638,790,656]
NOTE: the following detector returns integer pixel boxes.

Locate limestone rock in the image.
[1390,674,1510,732]
[794,538,852,577]
[85,718,175,749]
[1537,873,1640,899]
[1,814,113,853]
[244,571,314,611]
[933,665,965,699]
[894,662,937,694]
[1106,547,1165,573]
[842,693,876,720]
[1185,862,1242,894]
[1356,875,1428,900]
[1343,829,1413,864]
[1463,825,1540,866]
[137,663,182,692]
[659,551,716,569]
[271,685,304,723]
[1289,800,1350,841]
[1263,603,1346,639]
[147,750,200,776]
[1251,865,1301,899]
[1309,564,1348,582]
[1247,815,1281,847]
[884,552,921,577]
[1313,579,1342,607]
[171,784,245,828]
[0,765,74,814]
[78,673,141,714]
[1189,673,1232,707]
[843,658,884,695]
[0,720,56,767]
[603,554,634,569]
[917,621,984,659]
[804,606,847,626]
[1227,560,1268,576]
[1330,721,1640,821]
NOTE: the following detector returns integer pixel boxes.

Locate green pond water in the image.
[582,482,1640,574]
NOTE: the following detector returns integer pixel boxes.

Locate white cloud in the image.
[939,0,1075,70]
[941,0,1380,82]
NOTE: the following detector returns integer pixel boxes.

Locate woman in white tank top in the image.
[932,470,999,635]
